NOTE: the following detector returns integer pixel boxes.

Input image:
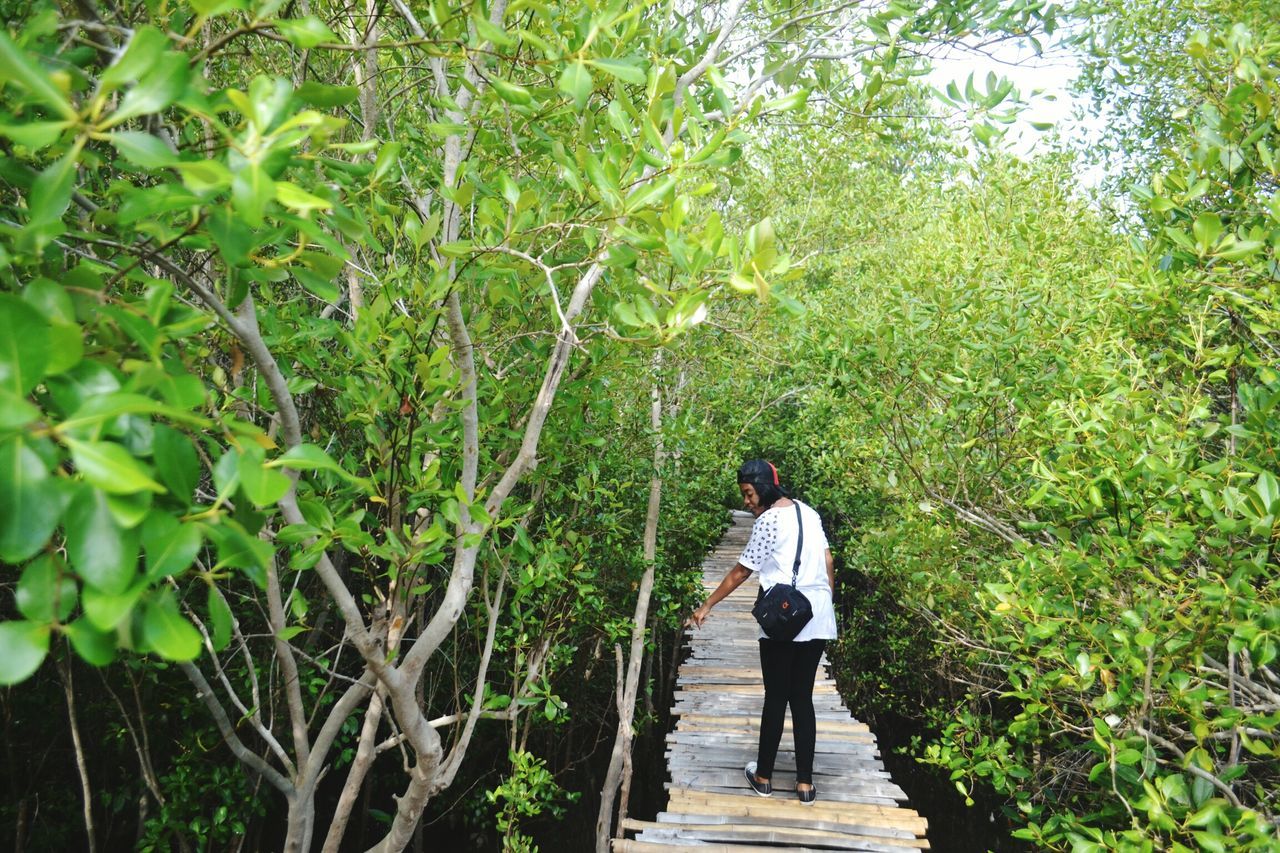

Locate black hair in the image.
[737,459,787,509]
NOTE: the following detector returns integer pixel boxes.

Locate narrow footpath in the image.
[614,511,931,852]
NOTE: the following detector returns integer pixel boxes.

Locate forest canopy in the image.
[0,0,1276,851]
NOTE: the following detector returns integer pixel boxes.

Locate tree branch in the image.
[180,662,295,796]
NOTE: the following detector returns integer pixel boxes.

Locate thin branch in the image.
[180,662,295,796]
[56,658,96,853]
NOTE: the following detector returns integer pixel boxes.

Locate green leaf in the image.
[1192,213,1221,254]
[100,25,169,92]
[276,625,306,641]
[1215,239,1265,262]
[22,277,75,325]
[275,443,363,484]
[438,240,474,258]
[205,207,253,268]
[625,174,676,212]
[0,388,39,429]
[201,519,272,577]
[25,146,78,237]
[175,160,234,193]
[763,88,809,113]
[275,181,331,213]
[0,437,68,563]
[47,362,119,419]
[142,591,202,661]
[59,392,189,434]
[231,162,276,228]
[1192,832,1227,853]
[65,437,167,495]
[372,142,402,182]
[142,514,203,580]
[612,300,642,327]
[1075,651,1091,677]
[0,120,71,150]
[107,131,179,169]
[16,555,77,622]
[295,81,359,107]
[489,77,533,105]
[1115,748,1143,765]
[274,16,337,49]
[0,31,77,120]
[0,295,50,396]
[0,621,50,685]
[65,488,138,593]
[190,0,248,14]
[57,391,176,432]
[1255,471,1280,514]
[106,490,152,529]
[208,587,232,651]
[64,618,116,666]
[44,322,83,377]
[105,52,190,127]
[153,425,199,504]
[212,448,240,499]
[587,57,647,86]
[293,267,340,302]
[558,61,593,112]
[473,15,515,47]
[238,446,292,507]
[82,581,145,630]
[151,369,207,410]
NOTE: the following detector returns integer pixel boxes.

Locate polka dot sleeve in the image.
[738,510,778,572]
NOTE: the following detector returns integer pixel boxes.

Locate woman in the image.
[689,459,836,805]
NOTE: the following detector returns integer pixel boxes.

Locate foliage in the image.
[691,12,1280,851]
[1069,0,1275,191]
[138,758,267,853]
[486,749,579,852]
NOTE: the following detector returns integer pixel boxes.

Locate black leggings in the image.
[756,638,827,785]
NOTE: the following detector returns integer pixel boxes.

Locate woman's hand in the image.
[688,603,711,629]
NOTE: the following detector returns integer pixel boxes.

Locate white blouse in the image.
[737,500,837,641]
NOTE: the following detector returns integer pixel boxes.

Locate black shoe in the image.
[797,784,817,805]
[744,762,771,797]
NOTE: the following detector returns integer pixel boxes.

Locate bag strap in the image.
[790,502,804,588]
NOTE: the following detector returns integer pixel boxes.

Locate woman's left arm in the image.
[825,548,834,592]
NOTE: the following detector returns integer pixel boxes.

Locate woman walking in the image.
[689,459,837,805]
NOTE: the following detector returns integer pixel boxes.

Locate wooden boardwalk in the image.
[614,511,930,852]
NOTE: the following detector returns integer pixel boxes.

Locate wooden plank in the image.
[666,740,880,757]
[647,812,922,843]
[664,789,927,833]
[614,835,916,850]
[677,681,839,691]
[667,783,901,807]
[666,758,891,779]
[673,713,872,733]
[621,820,928,852]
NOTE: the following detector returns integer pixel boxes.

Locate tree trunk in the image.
[282,792,314,853]
[321,690,386,853]
[595,356,665,851]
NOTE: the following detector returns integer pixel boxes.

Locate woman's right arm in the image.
[689,564,752,628]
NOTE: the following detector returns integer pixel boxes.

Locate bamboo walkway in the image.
[614,511,930,852]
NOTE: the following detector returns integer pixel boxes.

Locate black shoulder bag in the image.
[751,503,813,641]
